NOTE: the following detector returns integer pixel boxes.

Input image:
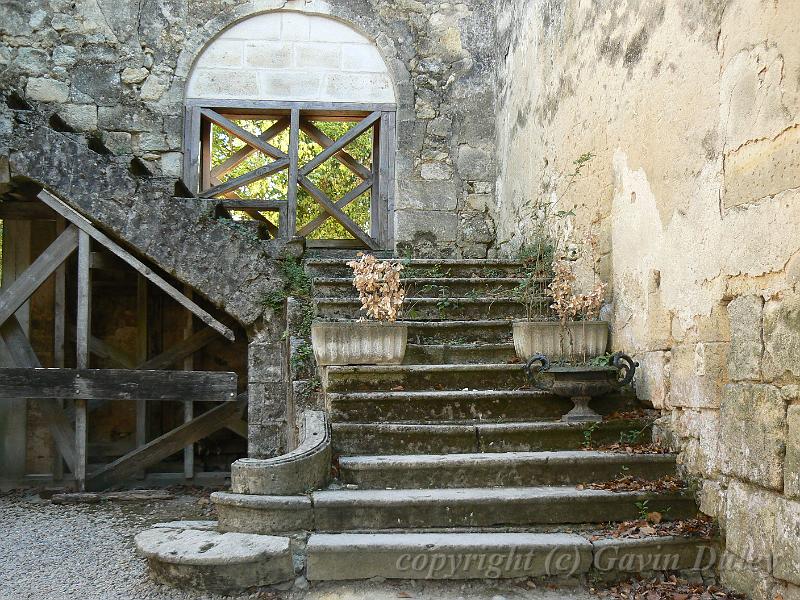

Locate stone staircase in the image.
[136,257,717,593]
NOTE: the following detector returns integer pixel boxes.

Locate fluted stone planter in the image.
[513,321,608,361]
[311,321,408,366]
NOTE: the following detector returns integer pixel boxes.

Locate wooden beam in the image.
[66,325,136,368]
[200,109,287,160]
[199,159,289,199]
[136,327,218,371]
[86,396,247,490]
[210,117,290,180]
[75,229,91,491]
[182,105,202,195]
[225,418,248,439]
[53,217,67,481]
[298,111,380,177]
[0,224,78,328]
[297,178,372,238]
[0,201,57,220]
[286,108,300,239]
[0,368,238,402]
[135,276,147,479]
[0,316,76,473]
[183,290,194,480]
[216,200,284,211]
[184,98,396,112]
[298,176,379,249]
[36,190,235,341]
[300,119,371,180]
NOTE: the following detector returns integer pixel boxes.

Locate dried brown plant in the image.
[346,253,405,322]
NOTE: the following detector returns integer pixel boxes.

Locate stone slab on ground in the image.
[135,527,294,593]
[306,532,593,580]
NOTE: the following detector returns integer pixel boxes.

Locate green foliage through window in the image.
[210,117,374,239]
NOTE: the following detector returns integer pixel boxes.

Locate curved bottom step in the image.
[134,521,295,593]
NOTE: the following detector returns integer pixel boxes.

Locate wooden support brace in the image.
[0,224,78,328]
[299,111,380,176]
[136,328,218,371]
[0,316,76,472]
[210,117,290,180]
[36,190,235,341]
[200,159,289,199]
[86,396,247,491]
[299,119,371,180]
[200,109,287,160]
[297,178,373,238]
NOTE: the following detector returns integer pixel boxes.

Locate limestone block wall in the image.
[1,0,499,258]
[187,12,394,103]
[494,1,800,597]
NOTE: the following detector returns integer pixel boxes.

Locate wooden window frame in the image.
[182,99,397,250]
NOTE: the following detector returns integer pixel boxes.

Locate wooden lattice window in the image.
[182,101,396,250]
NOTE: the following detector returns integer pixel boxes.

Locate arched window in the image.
[183,12,396,250]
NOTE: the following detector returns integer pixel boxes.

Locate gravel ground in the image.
[0,490,594,600]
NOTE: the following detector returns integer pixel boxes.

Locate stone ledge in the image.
[134,527,294,593]
[231,410,331,495]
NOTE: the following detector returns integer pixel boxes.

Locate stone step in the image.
[213,486,696,534]
[307,532,591,580]
[331,418,654,455]
[404,342,516,364]
[313,276,536,299]
[305,258,527,279]
[315,297,535,321]
[306,532,718,581]
[309,486,697,531]
[327,389,638,423]
[338,451,677,489]
[134,522,294,593]
[406,320,513,344]
[324,363,529,393]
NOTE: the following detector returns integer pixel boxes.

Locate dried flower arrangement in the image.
[346,253,406,322]
[549,259,607,323]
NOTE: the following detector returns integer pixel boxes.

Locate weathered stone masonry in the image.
[494,1,800,598]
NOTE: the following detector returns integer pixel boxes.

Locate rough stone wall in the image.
[495,1,800,597]
[1,0,499,258]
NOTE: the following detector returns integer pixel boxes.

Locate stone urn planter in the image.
[311,321,408,366]
[523,352,637,422]
[513,320,608,362]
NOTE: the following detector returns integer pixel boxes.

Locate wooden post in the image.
[285,108,300,239]
[0,221,31,481]
[75,230,91,491]
[53,217,66,481]
[183,288,194,480]
[135,275,147,479]
[200,118,212,193]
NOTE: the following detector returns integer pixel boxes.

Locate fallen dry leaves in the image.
[588,515,716,542]
[579,475,684,494]
[591,575,745,599]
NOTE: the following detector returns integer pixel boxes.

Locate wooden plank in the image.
[0,316,76,472]
[136,327,218,371]
[217,199,284,211]
[298,176,379,249]
[0,368,238,402]
[375,112,392,248]
[225,418,248,439]
[0,224,78,328]
[184,98,396,112]
[385,111,397,249]
[200,109,287,160]
[182,291,194,480]
[199,159,289,198]
[299,119,371,180]
[53,217,66,481]
[135,276,147,479]
[299,111,381,176]
[371,116,382,244]
[36,190,235,341]
[297,178,372,237]
[75,229,91,491]
[286,108,300,239]
[0,201,57,220]
[210,117,290,180]
[86,396,246,490]
[305,239,366,249]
